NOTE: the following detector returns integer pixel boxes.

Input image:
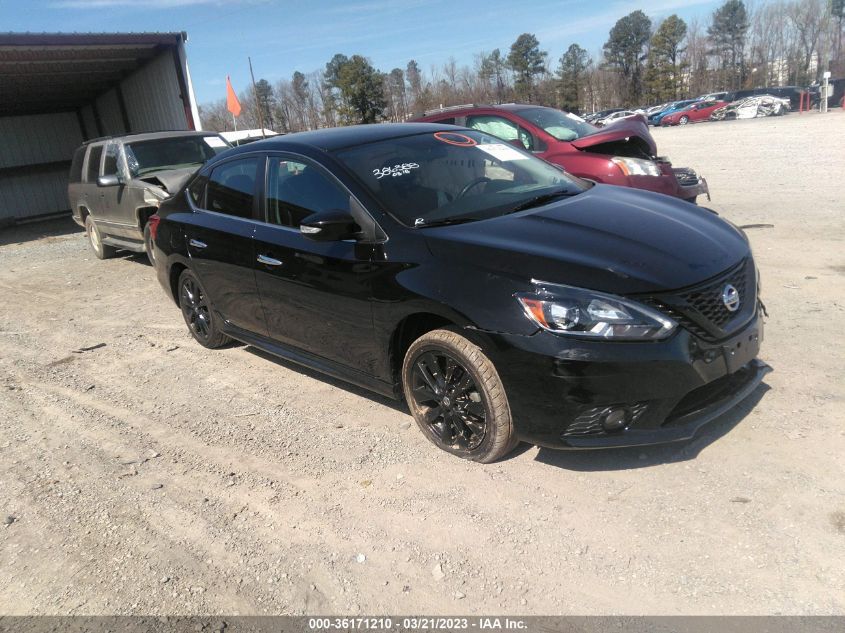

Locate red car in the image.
[412,103,709,203]
[661,101,728,126]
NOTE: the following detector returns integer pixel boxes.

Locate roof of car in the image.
[412,103,558,119]
[83,130,222,146]
[220,122,465,153]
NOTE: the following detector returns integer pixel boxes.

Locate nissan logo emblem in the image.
[722,284,741,312]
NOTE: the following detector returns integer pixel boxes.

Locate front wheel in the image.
[679,115,689,125]
[143,222,156,266]
[402,328,517,463]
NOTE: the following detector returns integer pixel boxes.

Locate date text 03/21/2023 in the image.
[307,617,528,630]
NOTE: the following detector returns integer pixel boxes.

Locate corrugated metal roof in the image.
[0,32,187,116]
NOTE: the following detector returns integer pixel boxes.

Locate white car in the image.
[646,102,671,116]
[697,91,729,102]
[595,110,638,127]
[711,95,790,120]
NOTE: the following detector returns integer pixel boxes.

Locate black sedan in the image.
[151,123,770,462]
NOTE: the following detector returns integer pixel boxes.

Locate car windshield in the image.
[125,135,231,177]
[333,129,589,228]
[514,107,596,141]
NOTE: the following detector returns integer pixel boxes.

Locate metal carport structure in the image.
[0,32,201,225]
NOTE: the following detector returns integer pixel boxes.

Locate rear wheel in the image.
[178,269,230,349]
[85,215,116,260]
[679,115,690,125]
[402,328,517,463]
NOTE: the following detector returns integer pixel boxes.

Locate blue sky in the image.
[4,0,723,105]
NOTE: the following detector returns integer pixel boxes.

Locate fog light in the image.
[601,407,629,432]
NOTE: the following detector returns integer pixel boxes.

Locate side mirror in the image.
[300,210,359,242]
[97,174,120,187]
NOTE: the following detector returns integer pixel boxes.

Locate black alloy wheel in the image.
[177,270,230,348]
[410,351,487,450]
[402,328,517,462]
[180,275,211,340]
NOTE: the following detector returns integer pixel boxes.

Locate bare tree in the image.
[198,5,844,128]
[788,0,829,83]
[199,98,235,132]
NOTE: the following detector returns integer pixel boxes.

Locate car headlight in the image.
[516,282,676,340]
[611,157,662,177]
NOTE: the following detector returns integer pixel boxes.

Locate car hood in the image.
[423,184,749,295]
[135,167,200,195]
[571,115,657,156]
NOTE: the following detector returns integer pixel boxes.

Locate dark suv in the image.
[152,123,769,462]
[68,131,231,263]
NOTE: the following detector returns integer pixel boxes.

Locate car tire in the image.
[85,215,116,260]
[177,269,230,349]
[402,328,518,463]
[143,222,155,267]
[679,115,689,125]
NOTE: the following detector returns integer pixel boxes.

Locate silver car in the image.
[68,131,231,263]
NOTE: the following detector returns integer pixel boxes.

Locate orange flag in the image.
[226,76,242,117]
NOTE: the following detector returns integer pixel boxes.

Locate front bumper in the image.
[482,312,768,449]
[627,169,710,203]
[673,168,710,202]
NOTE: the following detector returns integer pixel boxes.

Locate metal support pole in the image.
[248,56,266,138]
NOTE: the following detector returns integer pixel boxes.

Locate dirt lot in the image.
[1,112,844,616]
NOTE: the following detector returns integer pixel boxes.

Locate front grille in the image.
[681,259,749,329]
[641,259,757,341]
[673,167,700,187]
[561,403,648,438]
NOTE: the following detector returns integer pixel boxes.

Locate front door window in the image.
[266,157,350,228]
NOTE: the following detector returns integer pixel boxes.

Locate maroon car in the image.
[412,104,709,203]
[661,100,728,126]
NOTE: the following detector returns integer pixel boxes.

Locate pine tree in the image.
[645,15,688,102]
[708,0,749,89]
[603,10,652,103]
[336,55,387,124]
[507,33,547,102]
[480,49,508,103]
[253,79,276,130]
[557,44,591,112]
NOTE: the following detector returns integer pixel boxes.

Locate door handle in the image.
[189,239,207,249]
[257,254,283,266]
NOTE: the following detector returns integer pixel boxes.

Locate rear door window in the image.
[205,157,260,219]
[85,145,103,182]
[69,147,85,183]
[466,115,541,152]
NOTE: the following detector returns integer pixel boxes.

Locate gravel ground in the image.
[1,111,844,616]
